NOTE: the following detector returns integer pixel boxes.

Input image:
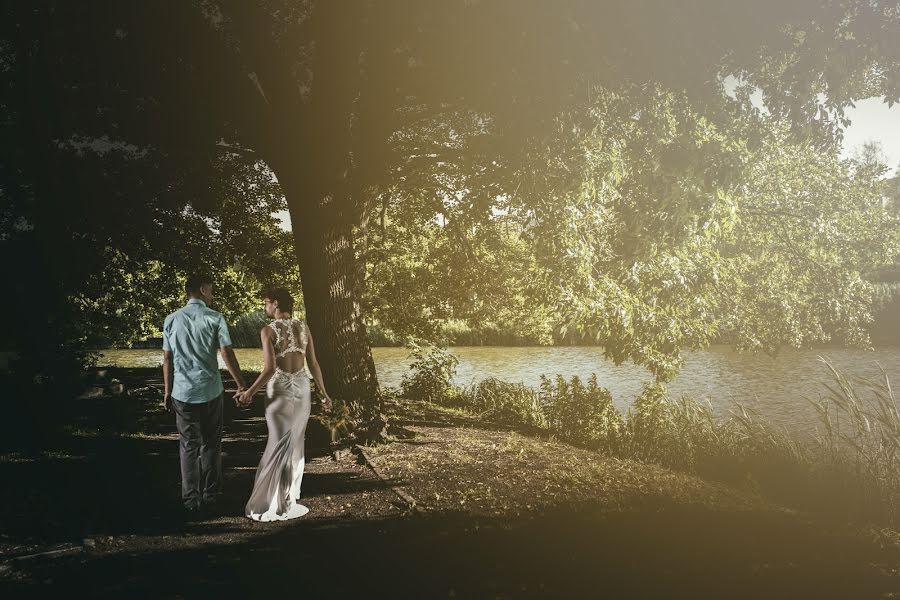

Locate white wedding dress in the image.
[245,318,312,521]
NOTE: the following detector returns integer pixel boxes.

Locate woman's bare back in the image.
[268,318,308,374]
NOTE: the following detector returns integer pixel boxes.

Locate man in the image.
[162,275,246,514]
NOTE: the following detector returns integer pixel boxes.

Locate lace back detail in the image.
[268,318,308,358]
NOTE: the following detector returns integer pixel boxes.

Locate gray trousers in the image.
[173,395,223,508]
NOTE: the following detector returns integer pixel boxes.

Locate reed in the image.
[462,378,546,428]
[802,357,900,525]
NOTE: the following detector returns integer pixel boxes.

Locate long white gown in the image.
[245,318,312,521]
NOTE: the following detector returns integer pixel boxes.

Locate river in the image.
[96,345,900,430]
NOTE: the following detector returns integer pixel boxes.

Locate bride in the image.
[235,287,332,521]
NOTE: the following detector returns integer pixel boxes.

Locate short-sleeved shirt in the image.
[162,299,233,403]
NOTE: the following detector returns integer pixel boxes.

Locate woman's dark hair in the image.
[264,287,294,313]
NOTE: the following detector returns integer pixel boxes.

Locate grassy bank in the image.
[399,347,900,529]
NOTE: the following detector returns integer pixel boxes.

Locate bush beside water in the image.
[399,346,900,528]
[540,374,624,450]
[400,345,460,403]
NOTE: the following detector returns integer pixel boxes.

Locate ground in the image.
[1,368,899,599]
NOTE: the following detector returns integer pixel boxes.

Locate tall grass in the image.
[399,346,900,527]
[458,378,546,428]
[804,358,900,524]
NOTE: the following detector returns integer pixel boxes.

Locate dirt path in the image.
[2,370,900,599]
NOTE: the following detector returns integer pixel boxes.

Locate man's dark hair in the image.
[186,274,213,296]
[264,287,294,313]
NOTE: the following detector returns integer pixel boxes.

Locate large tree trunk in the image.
[291,190,385,439]
[264,1,389,440]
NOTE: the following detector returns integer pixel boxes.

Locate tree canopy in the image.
[3,1,900,430]
[366,81,900,378]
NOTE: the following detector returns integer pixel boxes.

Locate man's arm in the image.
[162,350,174,411]
[216,314,245,391]
[220,345,246,391]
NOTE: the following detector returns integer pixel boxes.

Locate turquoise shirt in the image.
[162,299,233,403]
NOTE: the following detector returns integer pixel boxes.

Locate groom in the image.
[162,274,246,514]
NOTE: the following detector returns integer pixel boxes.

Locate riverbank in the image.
[3,368,899,598]
[87,345,900,433]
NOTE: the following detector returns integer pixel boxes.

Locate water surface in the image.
[97,345,900,430]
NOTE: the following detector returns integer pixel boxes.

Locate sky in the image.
[838,97,900,173]
[723,75,900,175]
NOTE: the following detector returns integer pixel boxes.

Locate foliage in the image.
[716,133,900,352]
[399,345,459,403]
[367,76,900,381]
[539,374,624,451]
[71,251,182,348]
[363,318,599,348]
[885,172,900,215]
[518,87,900,376]
[73,153,302,342]
[461,378,545,428]
[230,311,273,349]
[870,282,900,344]
[0,145,299,404]
[364,160,556,346]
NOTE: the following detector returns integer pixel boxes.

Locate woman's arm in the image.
[304,323,333,411]
[236,327,276,407]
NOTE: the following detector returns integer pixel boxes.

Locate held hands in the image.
[233,387,253,408]
[230,385,333,411]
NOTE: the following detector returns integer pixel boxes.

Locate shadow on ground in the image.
[5,503,899,599]
[0,368,340,547]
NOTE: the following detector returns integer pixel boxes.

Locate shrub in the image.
[540,374,624,451]
[400,345,459,402]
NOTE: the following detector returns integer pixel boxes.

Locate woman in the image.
[235,288,333,521]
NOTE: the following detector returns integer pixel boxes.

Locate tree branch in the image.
[215,141,258,158]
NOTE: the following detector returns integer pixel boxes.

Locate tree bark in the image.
[279,168,386,440]
[258,1,392,440]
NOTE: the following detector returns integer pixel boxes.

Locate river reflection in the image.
[97,345,899,430]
